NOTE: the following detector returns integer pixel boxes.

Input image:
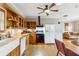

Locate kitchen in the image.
[0,3,79,56]
[0,3,30,56]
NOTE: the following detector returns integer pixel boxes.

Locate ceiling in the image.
[7,3,79,22]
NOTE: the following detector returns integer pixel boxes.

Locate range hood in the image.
[37,16,43,27]
[38,16,41,25]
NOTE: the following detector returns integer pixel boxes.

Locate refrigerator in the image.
[45,24,55,43]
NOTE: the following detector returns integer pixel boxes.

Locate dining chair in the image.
[55,39,66,56]
[55,39,79,56]
[65,48,79,56]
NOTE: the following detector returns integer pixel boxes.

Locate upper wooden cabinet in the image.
[24,20,27,28]
[18,17,24,28]
[26,21,36,29]
[0,3,36,29]
[6,9,26,28]
[7,11,18,28]
[0,3,27,29]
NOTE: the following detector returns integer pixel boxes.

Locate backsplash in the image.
[0,29,23,37]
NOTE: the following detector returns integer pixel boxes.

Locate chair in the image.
[63,32,78,40]
[63,32,70,39]
[55,39,79,56]
[65,48,79,56]
[55,39,66,56]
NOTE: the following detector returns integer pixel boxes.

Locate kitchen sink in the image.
[0,38,13,46]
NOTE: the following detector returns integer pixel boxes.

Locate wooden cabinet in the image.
[7,11,19,28]
[29,32,36,44]
[26,21,36,29]
[0,3,36,29]
[0,3,27,29]
[26,36,29,49]
[24,20,27,28]
[7,11,26,28]
[18,17,25,28]
[7,45,20,56]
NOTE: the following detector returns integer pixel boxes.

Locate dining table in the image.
[64,39,79,55]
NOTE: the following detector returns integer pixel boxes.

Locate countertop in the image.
[0,33,29,56]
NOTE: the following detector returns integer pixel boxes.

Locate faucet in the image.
[0,34,2,40]
[6,31,11,38]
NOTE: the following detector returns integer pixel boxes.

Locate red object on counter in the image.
[21,31,26,34]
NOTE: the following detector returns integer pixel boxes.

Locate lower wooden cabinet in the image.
[29,32,36,44]
[7,45,20,56]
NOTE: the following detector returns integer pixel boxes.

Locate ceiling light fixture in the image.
[44,10,50,13]
[37,3,58,16]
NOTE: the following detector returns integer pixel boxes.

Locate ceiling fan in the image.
[37,3,58,16]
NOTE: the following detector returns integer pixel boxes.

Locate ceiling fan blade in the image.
[38,12,44,14]
[49,3,56,9]
[50,10,58,12]
[37,7,44,10]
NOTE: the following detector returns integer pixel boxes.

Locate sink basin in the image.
[0,38,13,46]
[0,43,8,46]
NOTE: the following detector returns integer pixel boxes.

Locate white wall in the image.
[40,18,59,25]
[55,20,64,42]
[26,17,59,25]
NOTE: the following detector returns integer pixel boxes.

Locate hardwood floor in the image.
[24,39,79,56]
[25,44,58,56]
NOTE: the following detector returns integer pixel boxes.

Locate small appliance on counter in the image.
[36,25,45,43]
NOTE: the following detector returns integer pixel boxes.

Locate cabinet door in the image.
[10,48,16,56]
[7,45,20,56]
[16,45,20,56]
